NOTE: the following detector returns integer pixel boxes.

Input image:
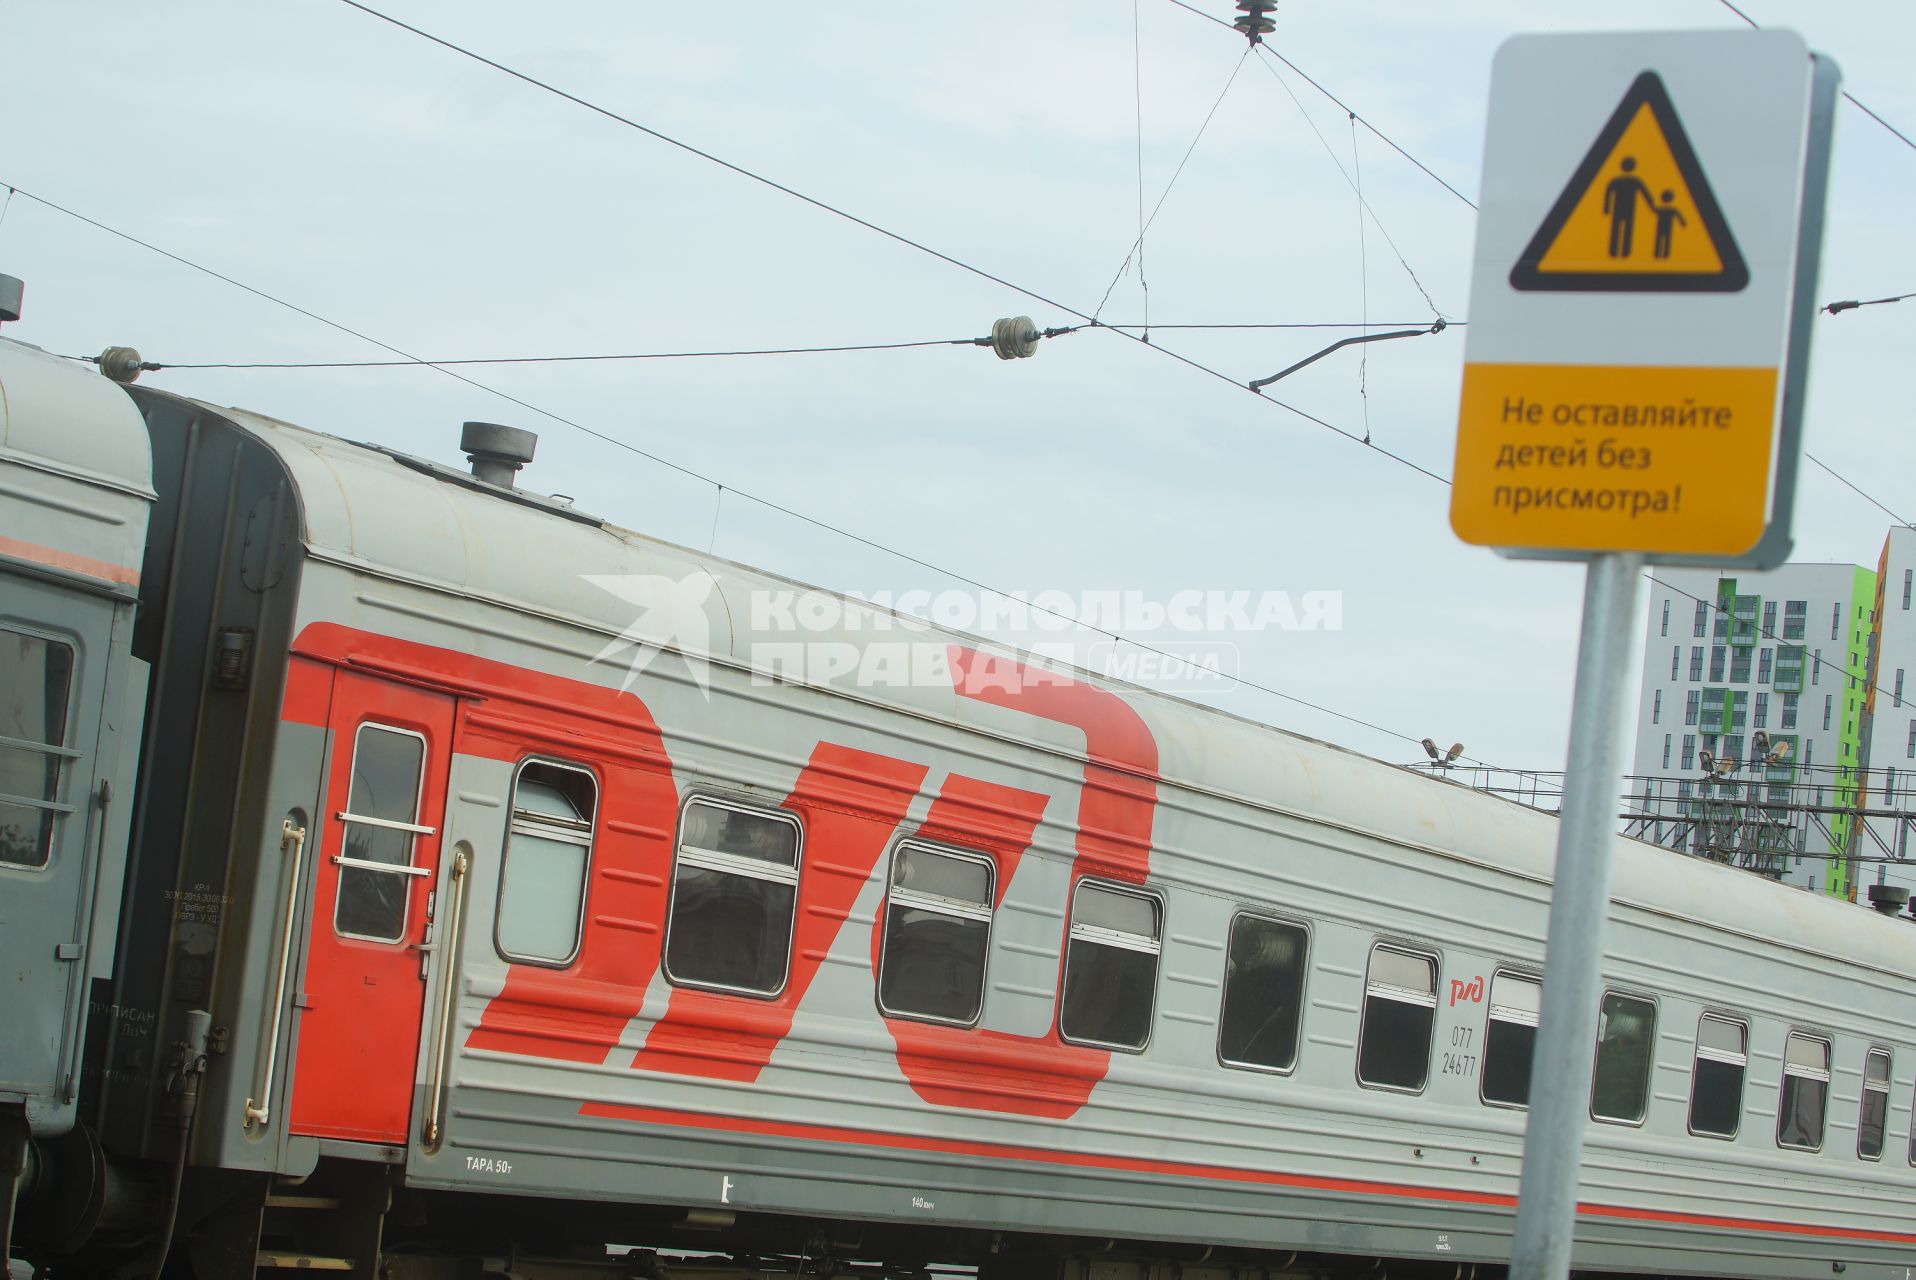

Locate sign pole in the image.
[1509,550,1643,1280]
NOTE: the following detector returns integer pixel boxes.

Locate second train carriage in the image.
[7,334,1916,1278]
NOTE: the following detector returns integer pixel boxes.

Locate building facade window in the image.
[1685,689,1701,725]
[1904,568,1912,610]
[1833,603,1843,640]
[1661,599,1670,636]
[1730,649,1752,683]
[1662,734,1672,768]
[1783,600,1807,638]
[1754,693,1768,728]
[1781,692,1798,729]
[1690,647,1705,682]
[1824,694,1833,730]
[1758,648,1772,684]
[1681,734,1696,770]
[1671,645,1681,680]
[1694,599,1710,637]
[1812,649,1821,685]
[1897,669,1906,709]
[1907,720,1915,759]
[1710,646,1727,682]
[1762,601,1777,637]
[1653,690,1662,724]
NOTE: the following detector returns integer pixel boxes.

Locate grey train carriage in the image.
[3,332,1916,1280]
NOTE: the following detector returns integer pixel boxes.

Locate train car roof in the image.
[0,338,155,586]
[166,387,1916,979]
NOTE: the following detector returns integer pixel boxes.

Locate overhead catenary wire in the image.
[0,182,1453,759]
[1805,453,1914,529]
[1253,52,1447,320]
[327,0,1454,487]
[1093,45,1252,322]
[1161,0,1479,210]
[1711,0,1916,155]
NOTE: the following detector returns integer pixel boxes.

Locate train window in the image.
[877,842,995,1025]
[1357,944,1437,1093]
[1480,972,1542,1108]
[494,761,598,966]
[1059,881,1162,1052]
[1217,913,1309,1073]
[1858,1048,1892,1160]
[334,725,428,942]
[662,797,803,996]
[1590,992,1656,1124]
[1688,1014,1747,1139]
[0,629,74,870]
[1776,1032,1831,1152]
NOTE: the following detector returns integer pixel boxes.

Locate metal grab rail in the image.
[420,845,471,1151]
[244,818,307,1130]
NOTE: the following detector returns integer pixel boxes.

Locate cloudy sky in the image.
[3,1,1912,772]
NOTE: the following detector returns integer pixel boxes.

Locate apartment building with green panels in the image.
[1631,563,1875,896]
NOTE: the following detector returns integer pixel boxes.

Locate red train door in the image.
[289,672,454,1143]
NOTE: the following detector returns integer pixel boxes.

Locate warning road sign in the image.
[1450,29,1838,567]
[1511,72,1747,293]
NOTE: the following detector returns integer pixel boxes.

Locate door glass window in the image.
[1059,881,1162,1051]
[0,630,75,869]
[1688,1014,1747,1138]
[1777,1032,1831,1151]
[1481,972,1542,1107]
[1217,913,1309,1073]
[1357,944,1437,1092]
[1591,992,1656,1124]
[496,761,598,965]
[663,798,802,996]
[877,842,994,1025]
[334,725,427,942]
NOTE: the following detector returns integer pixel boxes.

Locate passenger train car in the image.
[5,333,1916,1280]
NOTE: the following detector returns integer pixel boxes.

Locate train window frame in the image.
[1858,1046,1892,1161]
[1686,1012,1748,1140]
[0,625,78,873]
[1355,941,1440,1096]
[492,757,600,968]
[1478,968,1543,1110]
[1058,878,1164,1054]
[874,838,997,1028]
[660,793,805,1000]
[1215,910,1312,1076]
[1776,1030,1832,1153]
[1589,989,1658,1127]
[332,722,430,945]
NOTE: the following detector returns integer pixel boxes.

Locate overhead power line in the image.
[1805,453,1914,529]
[1824,291,1916,316]
[1711,0,1916,154]
[94,336,1029,371]
[1161,0,1479,210]
[1,181,1457,759]
[330,0,1453,487]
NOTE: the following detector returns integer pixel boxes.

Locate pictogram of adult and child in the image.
[1602,156,1686,259]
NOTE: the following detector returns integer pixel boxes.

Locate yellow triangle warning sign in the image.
[1510,72,1747,293]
